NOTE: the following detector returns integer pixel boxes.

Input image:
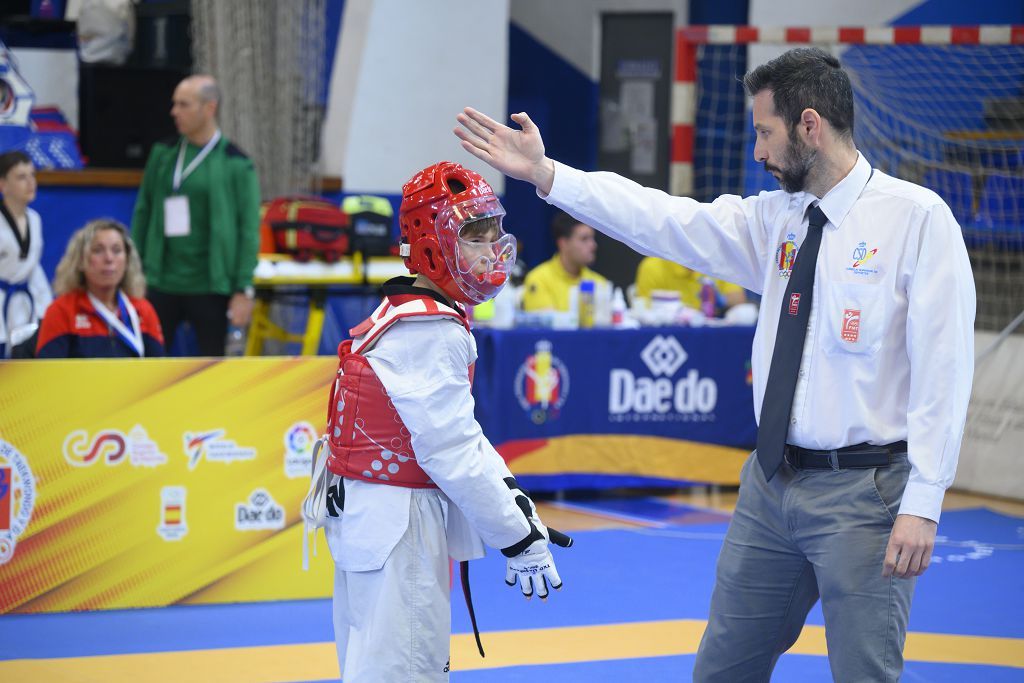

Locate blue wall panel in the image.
[33,186,139,278]
[505,23,599,269]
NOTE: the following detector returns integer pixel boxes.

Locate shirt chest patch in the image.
[775,232,798,278]
[75,314,92,330]
[841,308,861,342]
[847,241,880,276]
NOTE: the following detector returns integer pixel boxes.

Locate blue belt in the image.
[1,277,35,339]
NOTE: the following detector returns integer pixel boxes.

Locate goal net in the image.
[672,26,1024,333]
[190,0,328,199]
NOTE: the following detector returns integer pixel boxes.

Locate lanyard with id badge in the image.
[88,290,145,356]
[164,130,221,238]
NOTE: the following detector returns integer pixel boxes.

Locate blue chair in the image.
[922,168,974,225]
[975,174,1024,251]
[922,168,982,248]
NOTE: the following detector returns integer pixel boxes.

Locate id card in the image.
[164,195,191,237]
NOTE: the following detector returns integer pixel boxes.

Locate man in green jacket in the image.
[131,74,260,356]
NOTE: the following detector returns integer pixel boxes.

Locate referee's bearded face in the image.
[170,81,211,138]
[752,90,817,194]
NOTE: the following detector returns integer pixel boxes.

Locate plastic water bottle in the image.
[700,278,717,318]
[611,287,627,327]
[594,280,613,327]
[578,279,596,329]
[225,325,247,356]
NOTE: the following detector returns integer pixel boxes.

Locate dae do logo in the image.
[609,335,717,421]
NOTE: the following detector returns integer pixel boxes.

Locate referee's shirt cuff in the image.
[897,480,946,524]
[538,159,584,206]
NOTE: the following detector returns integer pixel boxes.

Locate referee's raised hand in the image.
[454,108,556,195]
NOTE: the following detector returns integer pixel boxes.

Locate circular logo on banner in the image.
[283,421,318,479]
[0,439,36,565]
[514,340,570,424]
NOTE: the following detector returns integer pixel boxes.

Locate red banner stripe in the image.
[675,39,697,81]
[677,24,1021,45]
[786,27,811,43]
[838,27,866,44]
[672,125,694,163]
[735,26,759,43]
[678,25,709,45]
[951,26,980,44]
[893,26,922,44]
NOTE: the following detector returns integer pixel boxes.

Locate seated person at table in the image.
[522,210,607,311]
[635,256,746,316]
[37,219,164,358]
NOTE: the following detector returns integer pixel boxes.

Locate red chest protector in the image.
[324,290,473,488]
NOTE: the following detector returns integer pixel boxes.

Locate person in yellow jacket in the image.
[635,256,746,315]
[522,211,607,311]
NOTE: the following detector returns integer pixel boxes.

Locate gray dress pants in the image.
[693,450,916,682]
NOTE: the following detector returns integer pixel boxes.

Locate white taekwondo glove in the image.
[500,477,573,600]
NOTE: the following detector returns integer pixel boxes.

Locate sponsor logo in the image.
[283,421,318,479]
[235,489,285,531]
[609,336,718,423]
[0,439,35,565]
[514,340,570,424]
[157,486,187,541]
[842,309,861,343]
[183,430,256,470]
[640,335,687,376]
[63,426,167,468]
[775,233,798,278]
[789,293,801,316]
[847,241,880,276]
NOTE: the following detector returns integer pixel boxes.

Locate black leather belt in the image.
[785,441,907,471]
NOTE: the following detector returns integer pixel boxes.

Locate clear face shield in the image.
[435,196,517,304]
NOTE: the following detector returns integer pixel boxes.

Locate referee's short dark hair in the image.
[551,210,583,243]
[743,47,855,141]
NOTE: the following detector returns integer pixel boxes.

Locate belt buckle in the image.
[828,450,840,472]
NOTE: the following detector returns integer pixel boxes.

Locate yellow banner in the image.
[0,357,339,614]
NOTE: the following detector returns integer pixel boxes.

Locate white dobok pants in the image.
[331,490,452,682]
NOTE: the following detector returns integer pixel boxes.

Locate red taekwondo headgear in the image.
[399,161,517,305]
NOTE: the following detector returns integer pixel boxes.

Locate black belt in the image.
[785,441,907,471]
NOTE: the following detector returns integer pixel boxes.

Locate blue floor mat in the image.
[0,599,334,659]
[456,655,1024,682]
[1,504,1021,682]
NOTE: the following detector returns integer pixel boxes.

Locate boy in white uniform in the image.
[306,161,571,682]
[0,151,51,357]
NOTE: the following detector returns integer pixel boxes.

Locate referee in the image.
[455,47,975,682]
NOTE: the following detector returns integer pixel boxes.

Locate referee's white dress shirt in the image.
[543,152,975,523]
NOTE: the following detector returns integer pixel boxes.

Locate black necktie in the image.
[756,204,828,480]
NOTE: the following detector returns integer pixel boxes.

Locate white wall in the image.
[320,0,510,194]
[956,332,1024,501]
[9,48,79,129]
[747,0,924,73]
[749,0,922,26]
[510,0,688,82]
